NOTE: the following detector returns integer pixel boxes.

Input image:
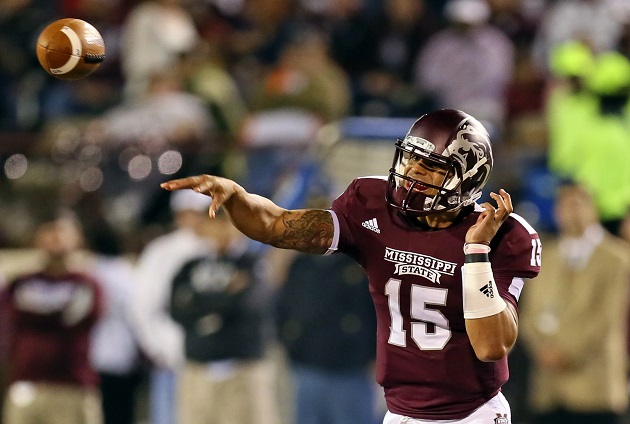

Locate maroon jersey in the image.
[330,177,541,419]
[1,271,103,387]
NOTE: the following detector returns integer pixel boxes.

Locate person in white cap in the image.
[413,0,515,134]
[131,190,213,424]
[131,190,279,424]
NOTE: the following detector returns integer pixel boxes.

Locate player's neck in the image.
[416,209,461,229]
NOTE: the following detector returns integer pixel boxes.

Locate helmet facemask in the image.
[387,136,467,216]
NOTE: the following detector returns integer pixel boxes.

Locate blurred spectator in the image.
[502,48,547,148]
[351,0,441,117]
[86,223,145,424]
[300,0,395,116]
[370,0,441,80]
[170,209,278,424]
[47,66,221,242]
[229,0,298,66]
[550,50,630,234]
[299,0,382,22]
[497,0,548,135]
[0,0,57,132]
[40,75,123,126]
[239,28,351,198]
[314,0,375,82]
[180,40,249,138]
[248,28,350,122]
[0,210,104,424]
[276,251,378,424]
[578,51,630,232]
[545,41,597,179]
[91,69,214,152]
[620,210,630,244]
[131,190,214,424]
[216,0,299,103]
[486,0,544,47]
[531,0,627,74]
[120,0,199,100]
[413,0,515,134]
[616,14,630,59]
[520,182,630,424]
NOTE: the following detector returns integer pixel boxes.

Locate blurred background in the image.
[1,0,630,423]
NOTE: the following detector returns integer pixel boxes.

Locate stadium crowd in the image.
[1,0,630,423]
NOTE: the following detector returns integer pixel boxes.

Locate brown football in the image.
[36,18,106,81]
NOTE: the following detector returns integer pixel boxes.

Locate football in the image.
[36,18,105,80]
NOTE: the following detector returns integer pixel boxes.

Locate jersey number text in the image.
[385,278,451,350]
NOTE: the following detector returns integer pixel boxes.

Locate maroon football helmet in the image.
[386,109,493,216]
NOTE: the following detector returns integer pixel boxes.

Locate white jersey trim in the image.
[509,213,538,235]
[325,210,340,255]
[473,204,538,236]
[357,175,388,181]
[383,392,511,423]
[508,277,525,301]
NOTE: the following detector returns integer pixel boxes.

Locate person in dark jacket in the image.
[169,209,278,424]
[276,252,378,424]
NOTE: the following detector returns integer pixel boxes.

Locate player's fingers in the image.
[489,191,506,213]
[161,175,204,190]
[499,189,513,213]
[192,179,217,196]
[491,190,512,222]
[160,180,187,190]
[479,201,496,220]
[192,178,227,218]
[207,198,220,218]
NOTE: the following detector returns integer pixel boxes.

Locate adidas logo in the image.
[361,218,381,233]
[479,282,494,298]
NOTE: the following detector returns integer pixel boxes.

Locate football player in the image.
[161,109,541,423]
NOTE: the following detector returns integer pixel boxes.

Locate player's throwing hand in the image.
[161,175,241,218]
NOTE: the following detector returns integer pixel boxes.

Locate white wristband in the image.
[462,262,506,319]
[463,243,491,254]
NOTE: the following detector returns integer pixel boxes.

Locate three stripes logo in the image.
[479,282,494,298]
[362,218,381,233]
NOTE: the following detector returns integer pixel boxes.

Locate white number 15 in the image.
[385,278,451,351]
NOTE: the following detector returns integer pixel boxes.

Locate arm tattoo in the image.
[275,209,334,254]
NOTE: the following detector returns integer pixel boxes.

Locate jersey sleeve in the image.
[329,179,361,258]
[490,213,542,309]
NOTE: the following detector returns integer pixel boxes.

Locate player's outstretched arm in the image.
[161,175,334,255]
[463,189,518,362]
